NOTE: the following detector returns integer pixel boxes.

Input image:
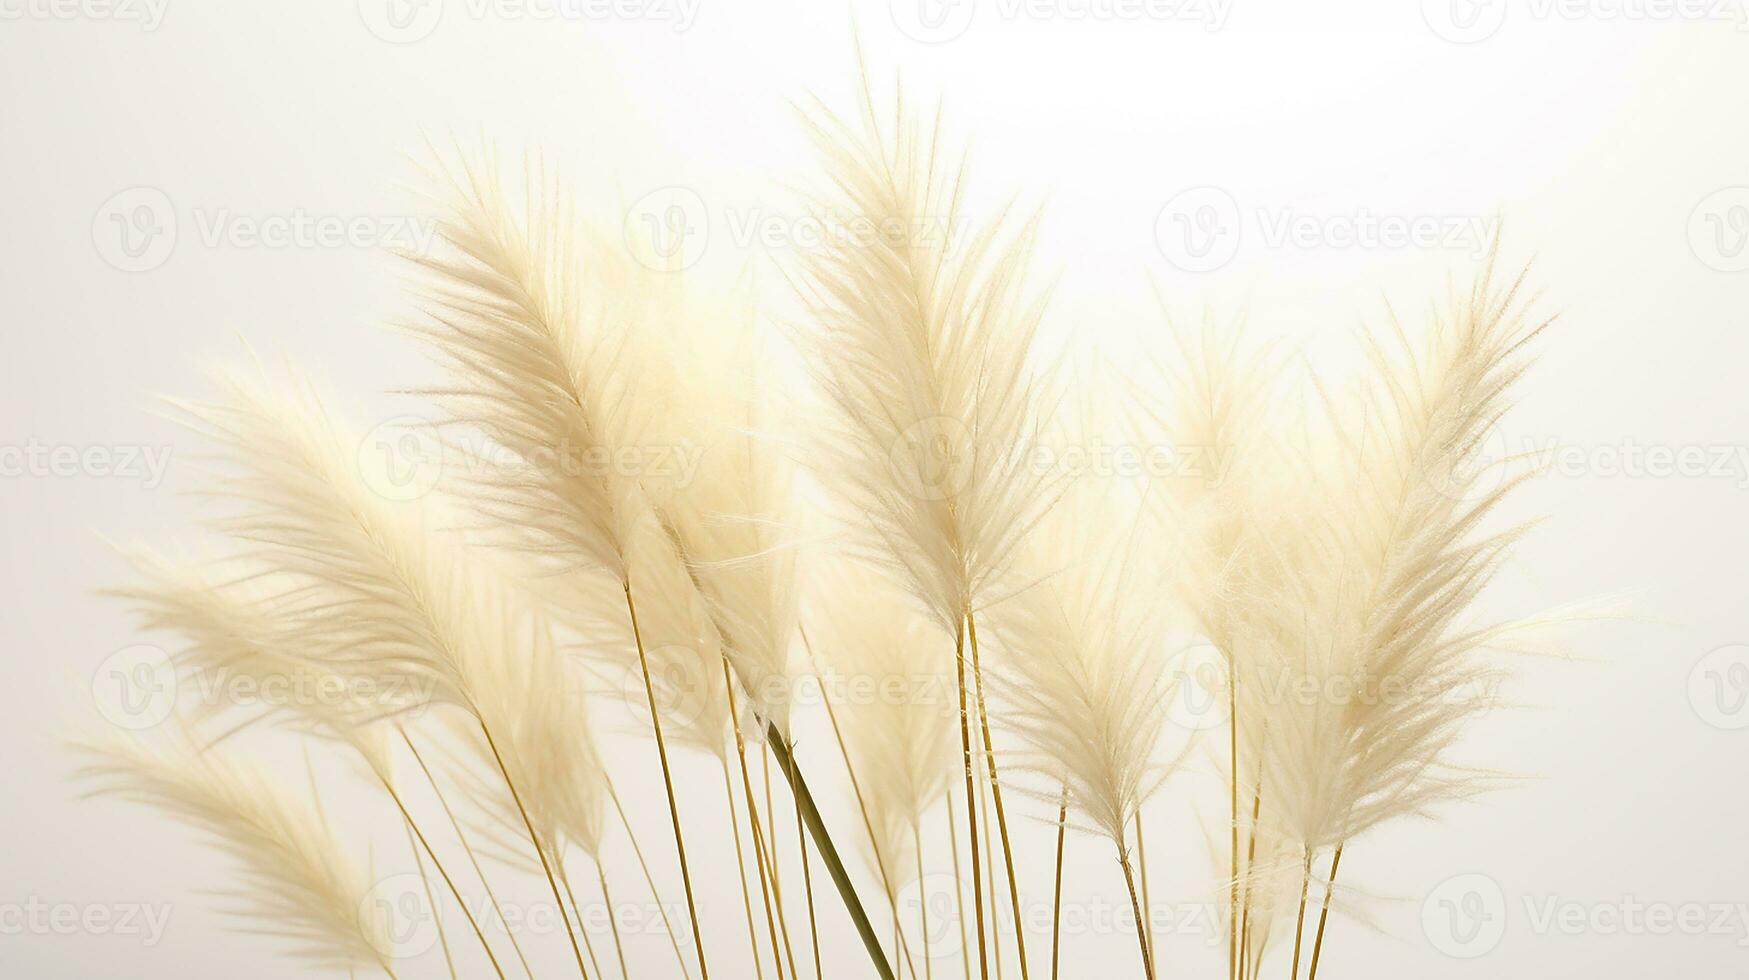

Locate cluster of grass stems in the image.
[75,72,1575,980]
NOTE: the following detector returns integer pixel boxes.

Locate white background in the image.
[3,0,1748,977]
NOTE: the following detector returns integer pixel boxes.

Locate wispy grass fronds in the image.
[76,729,393,976]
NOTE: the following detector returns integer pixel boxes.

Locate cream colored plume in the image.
[77,730,392,974]
[1236,255,1552,856]
[984,480,1179,848]
[792,75,1058,634]
[811,560,957,883]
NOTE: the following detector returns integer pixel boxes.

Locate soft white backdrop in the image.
[3,1,1748,977]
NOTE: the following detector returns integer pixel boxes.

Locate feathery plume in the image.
[76,729,393,975]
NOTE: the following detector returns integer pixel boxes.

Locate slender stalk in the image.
[966,613,1029,979]
[608,784,692,979]
[479,720,588,978]
[1235,723,1268,980]
[621,582,710,979]
[718,753,769,980]
[784,739,824,980]
[380,777,504,979]
[766,722,899,980]
[560,866,606,980]
[597,865,630,980]
[1049,787,1067,980]
[403,731,532,978]
[717,651,787,980]
[740,743,789,980]
[1288,849,1312,980]
[975,752,1003,980]
[1306,846,1343,980]
[1227,663,1239,980]
[1118,851,1156,980]
[953,620,990,980]
[762,746,802,978]
[914,821,933,980]
[946,791,971,980]
[1135,811,1155,971]
[403,815,457,980]
[804,625,919,977]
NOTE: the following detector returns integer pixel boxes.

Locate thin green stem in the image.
[766,722,898,980]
